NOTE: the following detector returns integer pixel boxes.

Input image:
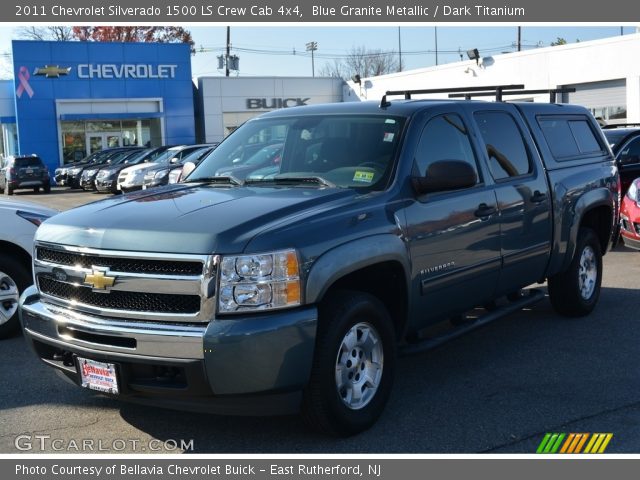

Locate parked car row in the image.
[55,144,218,194]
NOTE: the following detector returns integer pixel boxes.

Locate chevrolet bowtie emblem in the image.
[33,65,71,78]
[84,269,116,292]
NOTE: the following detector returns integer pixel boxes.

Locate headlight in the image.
[218,249,300,313]
[155,169,169,179]
[68,167,82,175]
[628,179,640,202]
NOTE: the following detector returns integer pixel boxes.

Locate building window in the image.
[60,119,162,164]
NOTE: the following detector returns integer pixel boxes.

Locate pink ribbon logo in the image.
[16,66,34,98]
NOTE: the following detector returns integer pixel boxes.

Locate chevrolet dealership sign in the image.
[77,64,177,79]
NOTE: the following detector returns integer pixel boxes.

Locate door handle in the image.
[530,190,547,203]
[474,203,496,218]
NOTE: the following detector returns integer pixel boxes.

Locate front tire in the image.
[302,291,396,436]
[548,227,602,317]
[0,254,31,339]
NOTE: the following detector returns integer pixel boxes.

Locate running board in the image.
[399,289,545,356]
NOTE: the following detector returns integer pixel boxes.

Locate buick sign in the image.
[246,98,310,109]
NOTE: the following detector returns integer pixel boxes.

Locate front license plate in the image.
[116,184,121,191]
[142,185,147,190]
[77,357,119,394]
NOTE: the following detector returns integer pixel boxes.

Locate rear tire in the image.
[33,187,40,193]
[302,291,396,436]
[548,227,602,317]
[43,183,51,193]
[0,254,31,339]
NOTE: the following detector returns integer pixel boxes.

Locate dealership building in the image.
[345,33,640,125]
[1,33,639,175]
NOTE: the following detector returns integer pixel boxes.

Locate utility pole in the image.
[226,26,231,77]
[517,26,521,51]
[306,41,318,77]
[398,27,402,72]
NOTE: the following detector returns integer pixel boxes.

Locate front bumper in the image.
[80,177,97,190]
[620,198,640,250]
[19,286,318,415]
[95,178,116,192]
[119,183,143,193]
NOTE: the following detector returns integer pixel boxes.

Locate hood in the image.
[37,184,356,254]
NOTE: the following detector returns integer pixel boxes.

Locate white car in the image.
[0,199,57,338]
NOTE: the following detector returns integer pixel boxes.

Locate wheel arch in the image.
[305,235,410,339]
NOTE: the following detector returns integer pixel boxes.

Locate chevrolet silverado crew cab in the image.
[20,86,619,436]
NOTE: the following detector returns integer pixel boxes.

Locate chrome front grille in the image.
[34,243,217,323]
[37,247,203,276]
[38,277,201,314]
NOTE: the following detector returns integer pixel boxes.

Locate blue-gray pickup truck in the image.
[20,90,619,436]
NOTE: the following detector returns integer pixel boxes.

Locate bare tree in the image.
[318,59,347,79]
[16,27,74,41]
[319,46,400,80]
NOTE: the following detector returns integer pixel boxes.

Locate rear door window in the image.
[474,111,532,180]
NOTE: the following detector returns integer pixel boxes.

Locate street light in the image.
[306,41,318,77]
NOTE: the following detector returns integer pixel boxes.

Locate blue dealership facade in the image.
[0,40,195,173]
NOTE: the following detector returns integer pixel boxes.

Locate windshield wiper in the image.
[245,176,335,188]
[184,175,244,186]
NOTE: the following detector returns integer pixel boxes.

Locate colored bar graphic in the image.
[537,433,613,454]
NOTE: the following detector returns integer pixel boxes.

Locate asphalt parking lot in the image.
[2,187,640,453]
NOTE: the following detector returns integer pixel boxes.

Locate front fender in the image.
[305,234,410,304]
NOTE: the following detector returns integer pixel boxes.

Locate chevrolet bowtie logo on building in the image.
[33,65,71,78]
[84,269,116,292]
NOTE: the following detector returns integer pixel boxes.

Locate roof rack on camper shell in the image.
[379,84,575,107]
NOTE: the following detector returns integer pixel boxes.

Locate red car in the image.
[620,178,640,249]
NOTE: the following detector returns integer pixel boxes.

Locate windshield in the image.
[181,147,214,165]
[603,130,634,149]
[152,148,185,165]
[188,114,405,190]
[15,157,43,168]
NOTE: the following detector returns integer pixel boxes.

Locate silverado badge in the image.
[84,269,116,292]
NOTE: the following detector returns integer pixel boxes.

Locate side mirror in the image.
[170,156,179,164]
[412,160,477,195]
[181,161,196,180]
